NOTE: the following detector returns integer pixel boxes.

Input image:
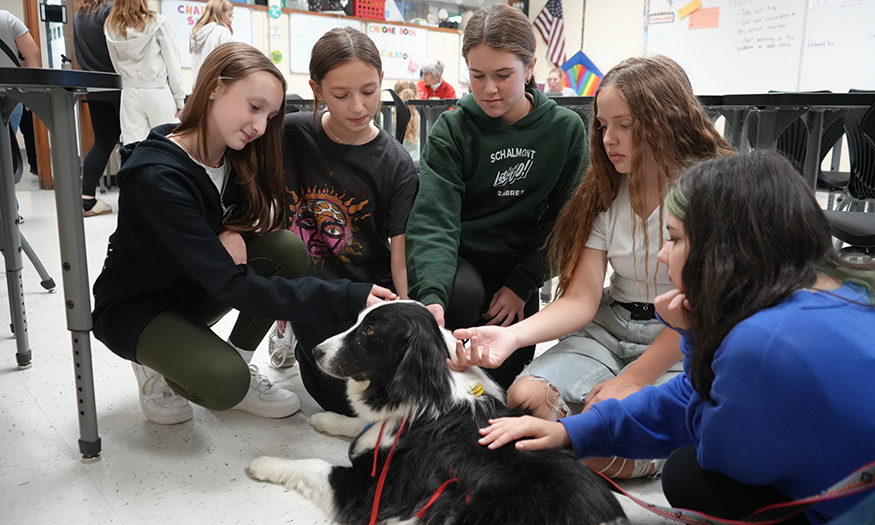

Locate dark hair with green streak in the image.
[665,151,875,401]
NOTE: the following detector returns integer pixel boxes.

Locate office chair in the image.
[823,98,875,256]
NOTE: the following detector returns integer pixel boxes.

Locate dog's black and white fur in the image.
[249,301,625,525]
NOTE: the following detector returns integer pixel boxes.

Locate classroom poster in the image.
[161,0,253,68]
[365,23,428,80]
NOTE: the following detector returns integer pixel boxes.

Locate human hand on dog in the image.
[654,289,691,330]
[478,415,571,451]
[449,326,520,370]
[426,303,445,327]
[366,285,398,307]
[483,287,525,326]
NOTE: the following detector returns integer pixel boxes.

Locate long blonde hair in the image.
[104,0,154,37]
[175,43,288,235]
[190,0,233,53]
[549,55,733,297]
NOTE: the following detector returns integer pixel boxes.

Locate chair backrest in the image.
[862,102,875,150]
[383,88,410,144]
[844,100,875,200]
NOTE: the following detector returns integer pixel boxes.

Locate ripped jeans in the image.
[520,288,681,414]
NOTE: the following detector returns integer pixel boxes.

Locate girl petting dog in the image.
[479,152,875,525]
[405,4,588,391]
[92,43,394,426]
[282,27,419,417]
[455,55,732,478]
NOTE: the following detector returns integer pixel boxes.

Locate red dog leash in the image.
[594,458,875,524]
[367,418,464,524]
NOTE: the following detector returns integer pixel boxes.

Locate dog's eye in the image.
[364,326,374,336]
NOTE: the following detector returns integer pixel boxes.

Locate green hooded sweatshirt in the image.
[406,87,588,309]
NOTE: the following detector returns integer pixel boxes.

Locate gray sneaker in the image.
[231,365,300,418]
[131,362,193,425]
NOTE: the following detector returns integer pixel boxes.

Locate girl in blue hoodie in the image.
[478,152,875,524]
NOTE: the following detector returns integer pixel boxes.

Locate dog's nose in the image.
[312,345,325,362]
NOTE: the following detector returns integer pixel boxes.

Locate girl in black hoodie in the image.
[92,42,394,425]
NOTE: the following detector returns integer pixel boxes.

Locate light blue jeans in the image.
[522,288,681,412]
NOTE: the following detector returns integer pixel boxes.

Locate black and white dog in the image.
[248,301,625,525]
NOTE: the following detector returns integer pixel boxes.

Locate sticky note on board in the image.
[688,7,719,29]
[678,0,702,19]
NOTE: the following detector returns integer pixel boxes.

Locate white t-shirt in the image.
[585,176,673,303]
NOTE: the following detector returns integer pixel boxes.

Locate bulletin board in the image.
[162,0,253,68]
[645,0,875,94]
[365,22,428,80]
[288,13,362,74]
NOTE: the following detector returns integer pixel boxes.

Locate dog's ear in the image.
[386,314,452,408]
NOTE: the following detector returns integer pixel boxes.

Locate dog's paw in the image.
[311,412,366,438]
[248,456,284,483]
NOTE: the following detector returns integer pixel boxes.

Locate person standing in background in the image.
[104,0,185,144]
[545,67,577,97]
[416,58,455,100]
[189,0,233,88]
[0,9,41,175]
[74,0,119,216]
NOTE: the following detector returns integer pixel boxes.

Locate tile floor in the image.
[0,174,674,524]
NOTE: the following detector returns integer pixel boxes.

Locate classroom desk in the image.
[0,67,121,459]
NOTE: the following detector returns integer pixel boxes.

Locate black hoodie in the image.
[92,124,371,360]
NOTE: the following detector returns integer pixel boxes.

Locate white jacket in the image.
[105,14,185,109]
[190,22,232,86]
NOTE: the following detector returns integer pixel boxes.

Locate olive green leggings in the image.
[134,230,308,410]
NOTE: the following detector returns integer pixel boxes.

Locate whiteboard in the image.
[799,0,875,92]
[288,13,362,74]
[162,0,253,68]
[646,0,807,94]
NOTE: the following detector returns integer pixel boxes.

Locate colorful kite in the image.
[561,51,603,96]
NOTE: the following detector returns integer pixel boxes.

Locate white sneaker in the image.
[268,320,297,369]
[131,362,193,425]
[231,364,301,418]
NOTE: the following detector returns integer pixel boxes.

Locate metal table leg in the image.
[0,102,31,368]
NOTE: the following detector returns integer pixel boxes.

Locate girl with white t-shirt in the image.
[453,55,733,478]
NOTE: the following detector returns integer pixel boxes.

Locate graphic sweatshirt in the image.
[406,87,587,308]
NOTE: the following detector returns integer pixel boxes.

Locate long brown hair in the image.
[462,4,538,90]
[175,42,287,235]
[76,0,107,15]
[549,55,732,296]
[189,0,233,53]
[104,0,153,37]
[308,27,383,123]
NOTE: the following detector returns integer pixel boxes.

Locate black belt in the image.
[612,301,657,320]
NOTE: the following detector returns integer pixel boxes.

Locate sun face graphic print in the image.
[288,186,370,264]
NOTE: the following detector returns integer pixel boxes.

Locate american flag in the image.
[533,0,566,67]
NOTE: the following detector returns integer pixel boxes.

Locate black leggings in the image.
[82,94,121,198]
[134,230,309,410]
[443,257,539,390]
[662,446,813,525]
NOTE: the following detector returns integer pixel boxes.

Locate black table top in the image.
[0,67,120,92]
